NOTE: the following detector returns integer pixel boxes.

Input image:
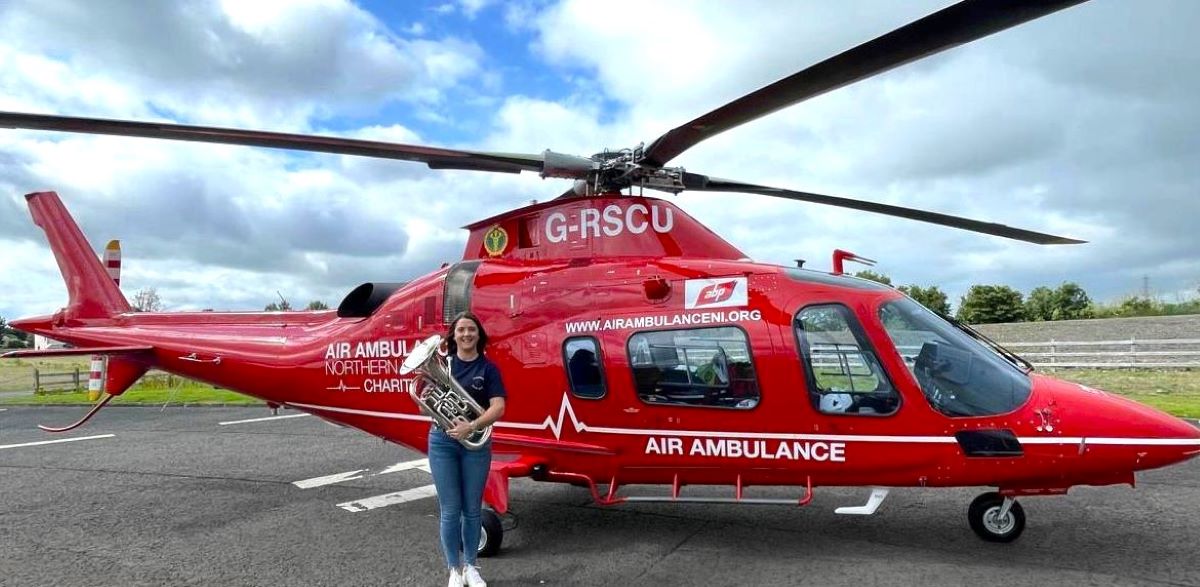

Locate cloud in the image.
[0,0,484,127]
[1,0,1197,322]
[521,0,1199,306]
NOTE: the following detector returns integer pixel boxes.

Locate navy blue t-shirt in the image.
[449,354,507,408]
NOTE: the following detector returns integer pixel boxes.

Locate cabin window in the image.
[563,337,606,399]
[627,326,760,409]
[795,304,898,416]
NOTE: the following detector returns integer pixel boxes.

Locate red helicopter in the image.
[3,0,1198,556]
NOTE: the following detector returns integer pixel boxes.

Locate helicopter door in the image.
[442,260,482,323]
[794,304,900,416]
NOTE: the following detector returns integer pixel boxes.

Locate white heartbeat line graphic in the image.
[284,396,1200,447]
[326,380,360,392]
[497,393,587,440]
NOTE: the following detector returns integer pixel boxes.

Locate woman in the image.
[429,311,506,587]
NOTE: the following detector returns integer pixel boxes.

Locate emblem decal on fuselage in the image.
[684,277,748,309]
[483,225,508,256]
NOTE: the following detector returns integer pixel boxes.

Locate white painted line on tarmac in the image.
[0,434,115,450]
[293,458,430,489]
[337,484,438,512]
[0,408,8,412]
[218,413,311,426]
[295,469,368,489]
[376,458,432,475]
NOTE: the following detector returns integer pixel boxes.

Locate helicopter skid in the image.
[545,471,815,507]
[834,487,890,515]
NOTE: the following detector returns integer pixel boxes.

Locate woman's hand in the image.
[448,417,476,440]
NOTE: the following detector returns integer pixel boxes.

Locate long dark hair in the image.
[445,311,488,355]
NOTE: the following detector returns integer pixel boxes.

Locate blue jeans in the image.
[428,427,492,569]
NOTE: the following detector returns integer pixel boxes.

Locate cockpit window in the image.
[878,298,1032,417]
[795,304,899,416]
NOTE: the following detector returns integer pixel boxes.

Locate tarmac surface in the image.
[1,406,1198,587]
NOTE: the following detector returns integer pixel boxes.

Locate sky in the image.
[0,0,1197,319]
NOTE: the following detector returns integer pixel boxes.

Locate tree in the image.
[956,285,1025,324]
[1025,282,1093,321]
[1025,286,1056,322]
[1115,296,1157,317]
[0,315,30,348]
[1054,282,1092,320]
[305,300,330,311]
[131,287,164,312]
[899,284,950,315]
[264,299,293,312]
[853,270,892,286]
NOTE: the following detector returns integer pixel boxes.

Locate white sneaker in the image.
[447,567,464,587]
[463,565,487,587]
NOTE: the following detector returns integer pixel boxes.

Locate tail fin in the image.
[26,191,131,319]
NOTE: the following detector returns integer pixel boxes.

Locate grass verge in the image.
[1047,368,1200,419]
[0,360,260,406]
[0,384,260,406]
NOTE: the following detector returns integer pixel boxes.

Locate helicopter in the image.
[2,0,1198,557]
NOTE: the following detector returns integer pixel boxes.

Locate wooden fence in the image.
[818,338,1200,371]
[33,368,83,394]
[996,338,1200,369]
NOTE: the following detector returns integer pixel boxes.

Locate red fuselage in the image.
[13,195,1200,499]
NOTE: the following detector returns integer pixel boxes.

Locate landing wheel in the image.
[968,492,1025,543]
[478,509,503,557]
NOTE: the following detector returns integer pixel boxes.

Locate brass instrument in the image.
[400,334,493,450]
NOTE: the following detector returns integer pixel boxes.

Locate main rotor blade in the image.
[640,0,1088,168]
[682,175,1084,245]
[0,111,546,174]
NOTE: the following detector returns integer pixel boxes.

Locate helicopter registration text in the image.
[646,437,846,462]
[545,203,673,243]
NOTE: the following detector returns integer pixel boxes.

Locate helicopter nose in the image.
[1122,408,1200,470]
[1133,405,1200,446]
[1033,375,1200,471]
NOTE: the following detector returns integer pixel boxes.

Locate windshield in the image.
[877,298,1032,417]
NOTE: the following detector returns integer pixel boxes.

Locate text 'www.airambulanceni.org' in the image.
[565,310,762,334]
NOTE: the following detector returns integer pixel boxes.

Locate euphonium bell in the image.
[400,334,493,450]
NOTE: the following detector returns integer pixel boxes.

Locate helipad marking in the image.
[0,434,114,450]
[293,458,430,489]
[218,413,311,426]
[337,484,438,512]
